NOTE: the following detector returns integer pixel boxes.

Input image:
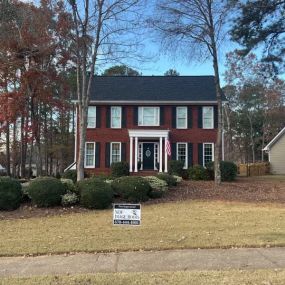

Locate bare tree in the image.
[151,0,234,184]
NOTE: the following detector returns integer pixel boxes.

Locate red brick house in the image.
[73,76,221,175]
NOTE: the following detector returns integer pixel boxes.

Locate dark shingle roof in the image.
[90,76,219,102]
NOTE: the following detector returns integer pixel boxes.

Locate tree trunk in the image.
[5,124,11,176]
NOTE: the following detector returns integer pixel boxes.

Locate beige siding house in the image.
[263,127,285,174]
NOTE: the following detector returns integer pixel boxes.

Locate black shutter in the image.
[133,106,138,126]
[214,105,218,129]
[122,107,126,128]
[96,107,101,128]
[172,106,176,128]
[105,142,110,167]
[160,106,164,125]
[171,143,176,160]
[187,107,192,129]
[121,143,126,161]
[198,143,203,166]
[198,106,203,128]
[95,142,100,167]
[106,107,110,128]
[188,143,193,167]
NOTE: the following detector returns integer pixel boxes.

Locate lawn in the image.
[0,270,285,285]
[0,201,284,256]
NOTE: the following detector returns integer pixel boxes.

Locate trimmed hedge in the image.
[27,177,66,207]
[111,176,151,202]
[0,177,22,210]
[206,161,238,182]
[111,161,129,177]
[168,160,184,176]
[156,173,177,186]
[188,165,209,180]
[62,170,77,183]
[143,176,168,199]
[61,193,79,207]
[78,178,113,209]
[60,178,76,194]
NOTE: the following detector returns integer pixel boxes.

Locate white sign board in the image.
[113,204,141,226]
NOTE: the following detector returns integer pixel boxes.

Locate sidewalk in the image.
[0,247,285,277]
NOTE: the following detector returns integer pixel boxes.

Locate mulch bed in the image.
[1,177,284,220]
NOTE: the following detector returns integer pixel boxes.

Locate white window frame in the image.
[203,143,214,167]
[138,106,160,126]
[110,142,122,164]
[202,106,214,129]
[111,106,122,129]
[84,142,96,168]
[176,142,188,169]
[87,106,96,128]
[176,106,188,129]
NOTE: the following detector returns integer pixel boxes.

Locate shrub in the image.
[111,161,129,177]
[28,177,66,207]
[111,176,151,202]
[143,176,168,198]
[181,169,189,180]
[168,160,184,176]
[61,193,78,207]
[21,182,31,202]
[172,175,183,183]
[206,161,238,182]
[60,178,76,193]
[0,177,22,210]
[188,165,209,180]
[79,178,113,209]
[62,170,77,183]
[156,173,177,186]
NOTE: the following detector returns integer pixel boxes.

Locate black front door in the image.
[143,143,154,170]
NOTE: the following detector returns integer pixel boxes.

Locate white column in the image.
[134,137,138,172]
[164,137,168,173]
[129,137,133,172]
[159,137,163,172]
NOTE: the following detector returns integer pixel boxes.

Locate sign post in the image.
[113,204,141,226]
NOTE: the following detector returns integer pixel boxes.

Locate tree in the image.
[231,0,285,73]
[151,0,234,184]
[102,65,140,76]
[164,69,180,76]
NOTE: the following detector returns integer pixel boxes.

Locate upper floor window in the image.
[138,107,160,126]
[203,143,214,166]
[176,107,187,129]
[110,142,121,164]
[87,106,96,128]
[111,106,122,128]
[202,106,214,129]
[177,143,188,169]
[85,142,95,168]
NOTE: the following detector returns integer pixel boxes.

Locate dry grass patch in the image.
[0,201,284,256]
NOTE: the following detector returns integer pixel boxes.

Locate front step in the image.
[131,170,159,176]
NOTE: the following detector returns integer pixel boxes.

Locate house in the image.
[73,76,222,175]
[0,164,6,174]
[263,126,285,175]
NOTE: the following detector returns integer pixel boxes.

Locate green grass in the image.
[0,270,285,285]
[0,201,284,256]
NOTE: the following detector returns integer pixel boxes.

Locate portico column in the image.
[164,137,168,173]
[129,137,133,172]
[159,137,163,172]
[134,137,138,172]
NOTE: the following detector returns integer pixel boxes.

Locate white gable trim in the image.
[263,126,285,151]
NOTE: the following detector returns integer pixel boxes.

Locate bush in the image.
[181,169,189,180]
[0,177,22,210]
[28,177,66,207]
[79,178,113,209]
[188,165,209,180]
[111,176,151,202]
[62,170,77,183]
[111,161,129,177]
[60,178,76,193]
[206,161,238,182]
[168,160,184,176]
[143,176,168,199]
[156,173,177,186]
[61,193,78,207]
[172,175,183,183]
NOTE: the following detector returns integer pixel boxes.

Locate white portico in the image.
[128,130,170,173]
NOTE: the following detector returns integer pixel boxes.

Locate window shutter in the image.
[198,106,203,128]
[106,107,110,128]
[96,107,101,128]
[105,142,110,167]
[188,143,193,167]
[121,143,126,161]
[122,107,126,128]
[198,143,203,166]
[214,105,218,129]
[133,106,138,126]
[95,142,100,167]
[187,107,192,129]
[172,106,176,128]
[171,143,176,160]
[160,106,164,125]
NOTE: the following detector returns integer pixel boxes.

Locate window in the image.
[177,143,188,169]
[203,143,214,166]
[202,106,214,129]
[176,107,187,129]
[111,106,122,128]
[85,142,95,168]
[138,107,160,126]
[111,142,121,164]
[87,106,96,128]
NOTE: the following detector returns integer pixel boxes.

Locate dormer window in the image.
[138,107,160,126]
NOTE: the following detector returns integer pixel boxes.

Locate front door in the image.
[143,143,154,170]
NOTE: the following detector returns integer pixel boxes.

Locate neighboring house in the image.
[72,76,222,175]
[0,164,6,174]
[263,126,285,175]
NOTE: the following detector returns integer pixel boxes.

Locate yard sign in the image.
[113,204,141,226]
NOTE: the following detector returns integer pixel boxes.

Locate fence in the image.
[238,162,270,177]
